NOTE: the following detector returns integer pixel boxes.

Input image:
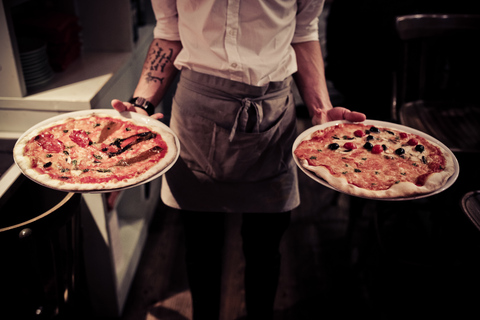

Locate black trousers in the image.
[180,210,291,320]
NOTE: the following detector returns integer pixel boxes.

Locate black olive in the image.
[370,126,380,133]
[328,143,340,150]
[363,142,373,150]
[415,145,425,152]
[382,144,387,151]
[366,135,374,141]
[43,162,52,168]
[395,148,405,155]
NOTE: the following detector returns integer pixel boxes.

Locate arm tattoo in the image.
[144,43,174,84]
[145,72,164,84]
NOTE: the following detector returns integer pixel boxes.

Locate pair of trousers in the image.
[180,210,291,320]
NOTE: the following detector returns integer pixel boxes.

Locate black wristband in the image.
[129,97,156,116]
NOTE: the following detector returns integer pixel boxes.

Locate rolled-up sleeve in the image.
[152,0,180,40]
[292,0,325,43]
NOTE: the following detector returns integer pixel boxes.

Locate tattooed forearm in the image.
[148,45,174,73]
[145,72,164,84]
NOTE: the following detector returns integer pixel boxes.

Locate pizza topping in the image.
[107,132,157,157]
[98,121,122,143]
[395,148,405,155]
[328,143,340,150]
[371,145,383,154]
[35,133,64,153]
[407,138,418,146]
[415,145,425,152]
[369,126,380,133]
[354,130,365,137]
[399,132,408,139]
[69,130,91,147]
[115,146,163,166]
[363,142,373,150]
[343,142,357,150]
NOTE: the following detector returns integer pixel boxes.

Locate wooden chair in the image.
[392,14,480,153]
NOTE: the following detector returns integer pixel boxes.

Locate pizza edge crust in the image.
[13,113,178,192]
[297,136,456,199]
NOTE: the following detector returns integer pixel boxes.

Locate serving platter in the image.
[292,119,459,201]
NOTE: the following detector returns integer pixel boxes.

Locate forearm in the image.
[292,41,333,117]
[133,38,183,106]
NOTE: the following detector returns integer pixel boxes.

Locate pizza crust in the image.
[13,112,178,192]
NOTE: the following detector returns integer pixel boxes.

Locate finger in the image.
[344,110,367,122]
[111,99,128,112]
[150,113,164,120]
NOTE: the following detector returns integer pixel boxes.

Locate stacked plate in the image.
[18,38,54,89]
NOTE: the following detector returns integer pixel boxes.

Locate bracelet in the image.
[129,97,156,115]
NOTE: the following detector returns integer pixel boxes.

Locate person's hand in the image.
[111,99,164,120]
[312,106,366,125]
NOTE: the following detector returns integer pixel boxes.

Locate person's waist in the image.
[179,68,293,100]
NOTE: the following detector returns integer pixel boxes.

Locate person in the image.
[112,1,366,319]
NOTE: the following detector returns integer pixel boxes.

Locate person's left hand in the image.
[312,106,366,125]
[111,99,164,120]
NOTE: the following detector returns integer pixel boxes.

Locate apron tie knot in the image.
[229,98,264,142]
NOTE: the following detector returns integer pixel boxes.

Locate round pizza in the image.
[294,121,456,199]
[13,110,178,192]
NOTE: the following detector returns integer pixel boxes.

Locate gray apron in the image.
[161,69,300,213]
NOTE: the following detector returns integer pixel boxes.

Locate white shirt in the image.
[152,0,325,86]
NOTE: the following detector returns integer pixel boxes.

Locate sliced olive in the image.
[382,144,387,151]
[370,126,380,133]
[43,162,52,168]
[366,135,374,141]
[395,148,405,155]
[328,143,340,150]
[363,142,373,150]
[415,145,425,152]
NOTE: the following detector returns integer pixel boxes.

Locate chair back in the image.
[394,14,480,109]
[392,14,480,152]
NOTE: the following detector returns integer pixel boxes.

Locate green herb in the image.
[63,151,69,156]
[342,171,347,174]
[96,169,111,173]
[310,156,317,160]
[63,130,69,133]
[94,123,101,128]
[401,172,406,176]
[94,155,103,160]
[126,127,131,131]
[46,154,52,158]
[354,169,362,173]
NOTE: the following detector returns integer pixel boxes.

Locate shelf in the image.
[0,25,153,135]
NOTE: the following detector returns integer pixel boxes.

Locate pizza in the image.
[13,111,178,192]
[294,121,456,199]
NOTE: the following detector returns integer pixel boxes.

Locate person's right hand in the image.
[111,99,164,120]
